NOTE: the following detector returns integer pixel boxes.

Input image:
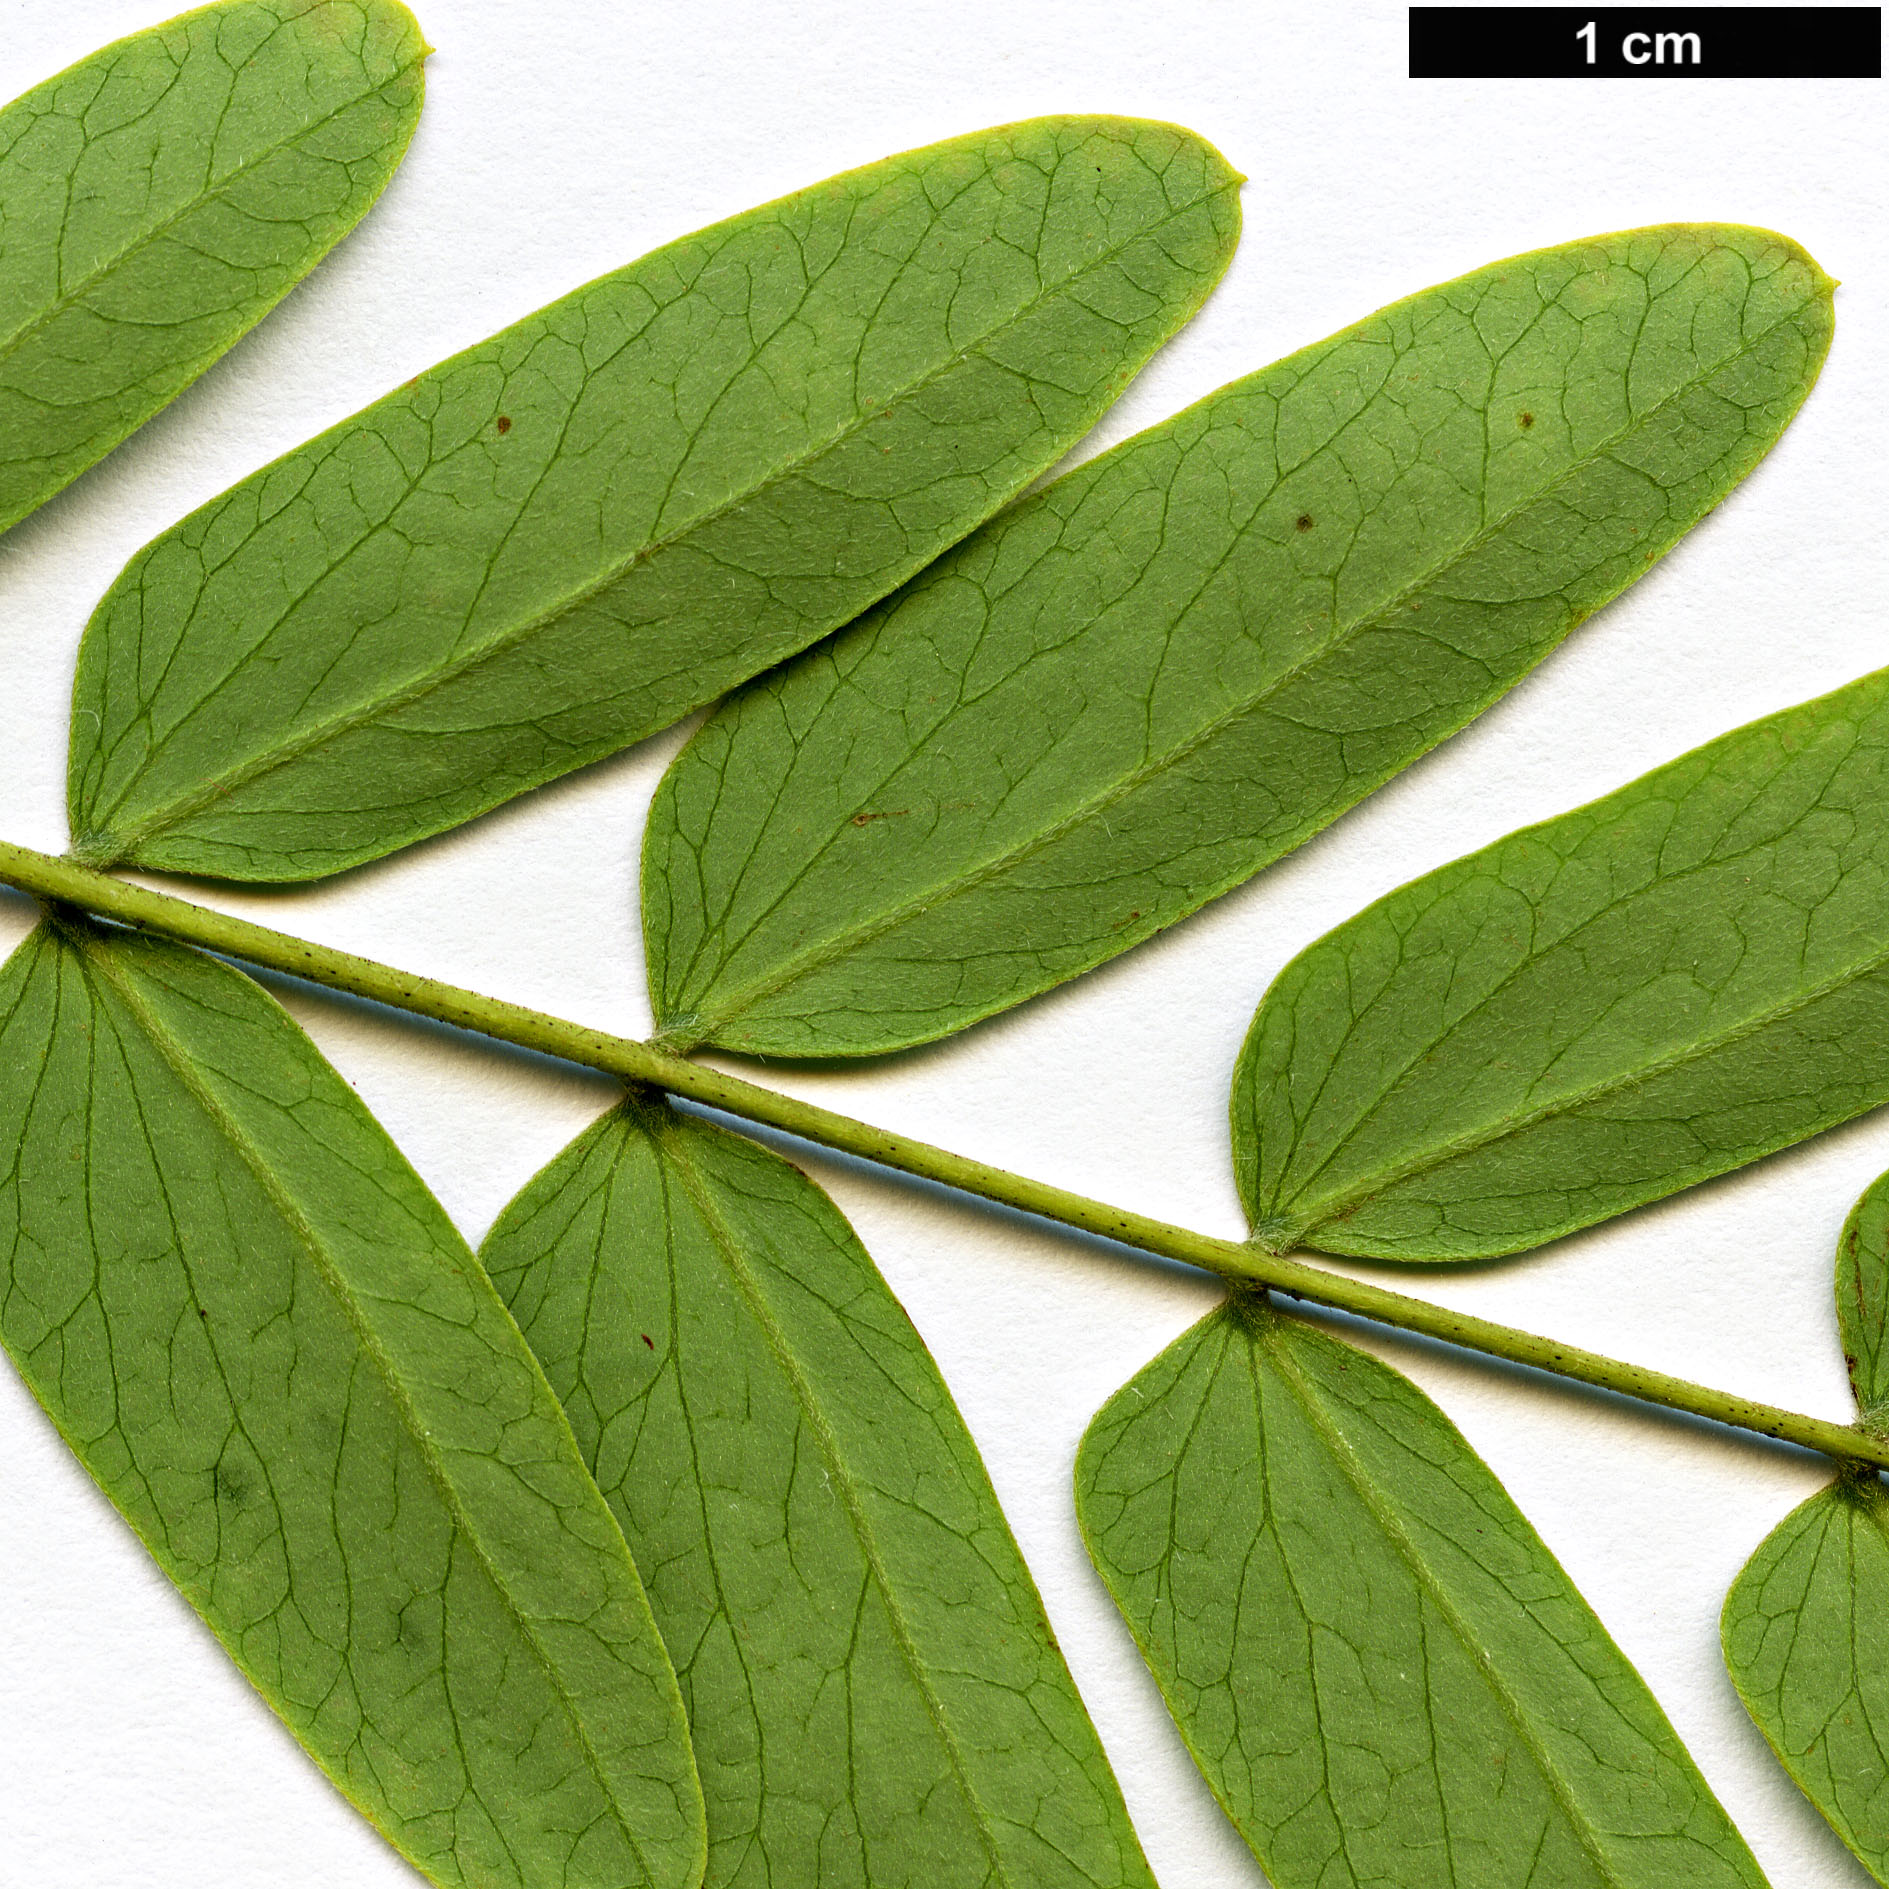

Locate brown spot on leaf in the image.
[496,414,512,434]
[1295,514,1313,532]
[1519,411,1535,429]
[641,1333,654,1350]
[852,808,909,826]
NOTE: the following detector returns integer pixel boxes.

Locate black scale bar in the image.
[1411,7,1881,77]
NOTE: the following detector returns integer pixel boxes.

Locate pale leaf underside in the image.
[1839,1168,1889,1421]
[0,923,702,1889]
[644,222,1832,1058]
[1724,1479,1889,1887]
[1722,1165,1889,1884]
[1234,667,1889,1262]
[69,114,1241,881]
[481,1100,1156,1889]
[0,0,425,534]
[1079,1299,1766,1889]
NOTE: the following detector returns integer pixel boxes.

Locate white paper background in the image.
[1,1,1884,1882]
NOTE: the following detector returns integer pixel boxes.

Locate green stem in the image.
[3,836,1881,1472]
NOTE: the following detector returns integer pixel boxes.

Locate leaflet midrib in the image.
[676,299,1799,1038]
[88,182,1235,855]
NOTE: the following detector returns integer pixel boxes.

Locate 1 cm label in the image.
[1576,19,1704,63]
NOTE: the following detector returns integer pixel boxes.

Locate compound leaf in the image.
[1078,1297,1767,1889]
[481,1098,1156,1889]
[67,115,1241,881]
[643,223,1831,1058]
[1722,1166,1889,1883]
[1233,667,1889,1263]
[1,0,426,535]
[0,920,704,1889]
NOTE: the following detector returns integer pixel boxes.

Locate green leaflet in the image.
[1722,1168,1889,1882]
[1723,1481,1889,1885]
[480,1099,1156,1889]
[66,117,1242,883]
[1233,667,1889,1263]
[0,0,425,536]
[0,922,703,1889]
[1840,1167,1889,1422]
[643,223,1832,1059]
[1077,1297,1768,1889]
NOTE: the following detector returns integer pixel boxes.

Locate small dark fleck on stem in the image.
[496,415,513,434]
